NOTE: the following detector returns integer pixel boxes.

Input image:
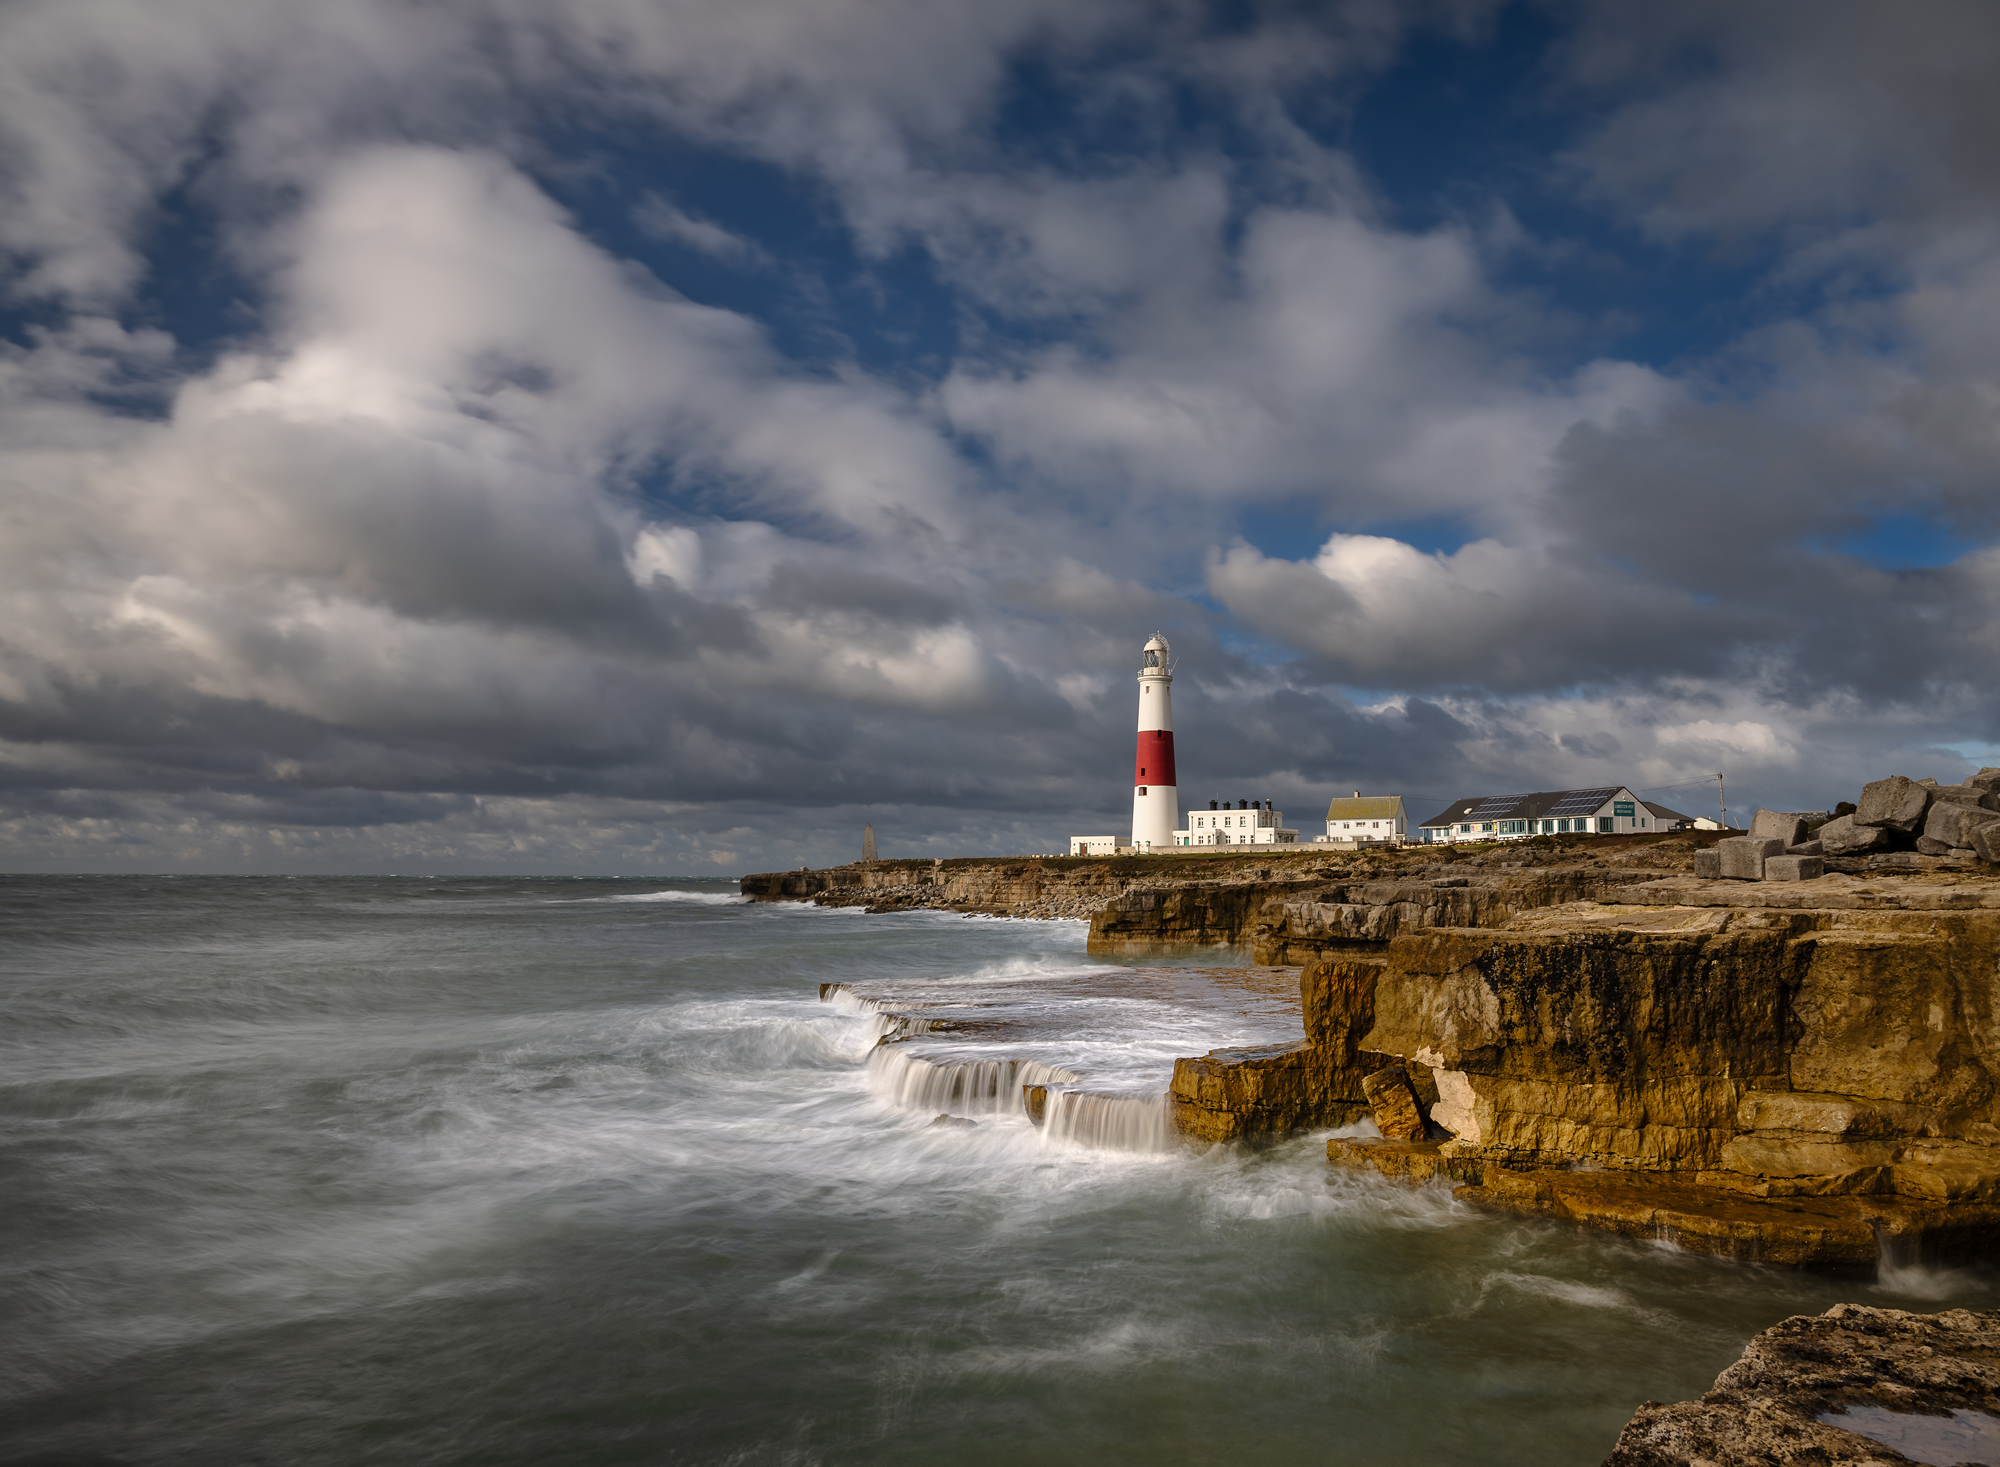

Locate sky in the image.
[2,0,1999,875]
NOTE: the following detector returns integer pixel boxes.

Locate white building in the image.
[1322,793,1405,844]
[1069,835,1127,856]
[1176,798,1298,846]
[1416,786,1655,844]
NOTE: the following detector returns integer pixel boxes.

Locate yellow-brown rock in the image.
[1175,866,2000,1263]
[1360,1064,1426,1140]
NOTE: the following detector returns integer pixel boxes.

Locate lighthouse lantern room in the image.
[1131,633,1178,851]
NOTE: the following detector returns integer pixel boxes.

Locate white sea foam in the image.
[866,1044,1081,1118]
[1040,1089,1173,1153]
[594,888,747,905]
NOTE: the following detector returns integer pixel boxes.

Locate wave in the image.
[596,889,746,905]
[1039,1090,1173,1154]
[866,1045,1081,1118]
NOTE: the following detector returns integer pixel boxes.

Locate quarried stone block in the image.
[1924,799,2000,850]
[1749,808,1807,845]
[1818,814,1894,855]
[1763,854,1822,881]
[1932,783,2000,811]
[1976,823,2000,863]
[1692,849,1721,878]
[1857,775,1932,832]
[1716,835,1785,880]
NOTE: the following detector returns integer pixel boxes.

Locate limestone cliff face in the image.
[1176,875,2000,1259]
[1248,870,1635,964]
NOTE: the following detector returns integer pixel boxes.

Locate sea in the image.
[2,874,1992,1466]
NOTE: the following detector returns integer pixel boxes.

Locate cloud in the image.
[1,1,1999,872]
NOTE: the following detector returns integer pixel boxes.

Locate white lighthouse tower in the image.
[1131,633,1178,851]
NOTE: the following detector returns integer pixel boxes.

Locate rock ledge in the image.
[1604,1304,2000,1465]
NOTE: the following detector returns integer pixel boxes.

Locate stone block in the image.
[1360,1064,1426,1142]
[1692,848,1721,878]
[1924,799,2000,850]
[1857,774,1932,832]
[1749,808,1807,845]
[1932,782,2000,811]
[1976,823,2000,863]
[1817,813,1895,855]
[1917,836,1956,856]
[1786,840,1823,855]
[1763,854,1822,881]
[1971,767,2000,793]
[1716,835,1786,880]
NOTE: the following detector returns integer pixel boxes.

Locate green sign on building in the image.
[1613,801,1635,817]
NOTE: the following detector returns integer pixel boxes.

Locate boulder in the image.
[1916,836,1956,856]
[1749,809,1807,845]
[1977,823,2000,863]
[1716,835,1787,880]
[1933,782,2000,811]
[1856,775,1932,832]
[1924,798,2000,850]
[1817,814,1895,855]
[1692,849,1721,878]
[1360,1063,1427,1141]
[1763,854,1822,881]
[1786,840,1823,856]
[1971,767,2000,793]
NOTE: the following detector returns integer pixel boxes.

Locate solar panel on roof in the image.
[1546,788,1619,817]
[1469,795,1526,818]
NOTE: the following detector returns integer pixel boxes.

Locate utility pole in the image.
[1718,773,1727,831]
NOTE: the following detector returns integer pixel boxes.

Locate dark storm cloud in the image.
[1,0,1998,872]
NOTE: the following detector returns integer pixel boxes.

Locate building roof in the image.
[1418,787,1631,828]
[1642,800,1696,824]
[1325,795,1403,821]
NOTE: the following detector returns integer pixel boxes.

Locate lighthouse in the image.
[1131,633,1178,851]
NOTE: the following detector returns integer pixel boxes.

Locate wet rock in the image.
[1361,1064,1427,1141]
[1327,1135,1483,1183]
[1022,1085,1048,1126]
[1167,1041,1369,1143]
[1857,775,1933,833]
[927,1114,978,1129]
[1602,1305,2000,1466]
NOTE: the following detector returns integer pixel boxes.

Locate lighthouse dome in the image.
[1140,633,1170,671]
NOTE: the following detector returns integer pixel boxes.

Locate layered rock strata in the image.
[1603,1305,2000,1466]
[742,837,1716,956]
[1174,870,2000,1264]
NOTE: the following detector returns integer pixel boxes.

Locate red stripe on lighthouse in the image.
[1134,729,1176,787]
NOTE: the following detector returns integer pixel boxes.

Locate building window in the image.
[1597,817,1613,833]
[1137,787,1147,795]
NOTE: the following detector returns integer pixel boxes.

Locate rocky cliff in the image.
[742,833,1715,954]
[1175,868,2000,1264]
